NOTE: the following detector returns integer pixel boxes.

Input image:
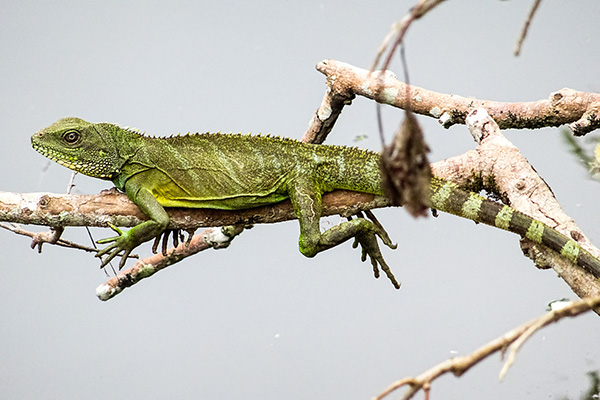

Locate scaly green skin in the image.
[31,117,600,286]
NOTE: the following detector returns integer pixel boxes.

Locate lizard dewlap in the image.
[31,117,600,285]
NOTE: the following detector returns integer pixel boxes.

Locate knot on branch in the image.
[571,102,600,136]
[550,88,600,136]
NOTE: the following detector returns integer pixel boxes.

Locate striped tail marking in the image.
[429,177,600,278]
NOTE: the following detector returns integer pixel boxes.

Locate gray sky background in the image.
[1,1,600,399]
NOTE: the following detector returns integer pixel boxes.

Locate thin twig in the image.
[373,296,600,400]
[514,0,542,56]
[371,0,445,72]
[95,225,244,301]
[0,222,100,253]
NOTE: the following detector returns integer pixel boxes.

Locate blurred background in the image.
[1,1,599,399]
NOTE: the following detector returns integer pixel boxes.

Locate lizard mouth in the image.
[32,141,114,179]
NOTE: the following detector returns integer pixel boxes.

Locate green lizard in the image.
[31,117,600,287]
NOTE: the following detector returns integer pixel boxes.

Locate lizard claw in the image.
[95,241,123,268]
[355,232,400,289]
[364,210,397,249]
[350,214,400,288]
[102,223,123,237]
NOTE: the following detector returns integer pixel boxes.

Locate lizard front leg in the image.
[96,180,169,269]
[288,179,400,288]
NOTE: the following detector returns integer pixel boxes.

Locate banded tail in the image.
[429,177,600,278]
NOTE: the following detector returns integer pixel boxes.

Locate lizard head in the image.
[31,117,125,180]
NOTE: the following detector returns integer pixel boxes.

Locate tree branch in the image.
[303,60,600,298]
[514,0,543,56]
[305,59,600,140]
[435,109,600,299]
[95,225,245,301]
[373,295,600,400]
[0,188,388,230]
[371,0,445,73]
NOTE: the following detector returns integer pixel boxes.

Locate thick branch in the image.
[0,188,389,230]
[308,59,600,138]
[304,60,600,297]
[432,109,600,298]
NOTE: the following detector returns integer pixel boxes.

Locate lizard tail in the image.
[429,177,600,279]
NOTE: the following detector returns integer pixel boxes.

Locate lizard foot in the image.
[96,223,136,270]
[353,232,400,289]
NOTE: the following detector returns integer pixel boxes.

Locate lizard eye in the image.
[63,130,80,144]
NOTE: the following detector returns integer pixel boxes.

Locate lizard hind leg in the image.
[288,180,400,289]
